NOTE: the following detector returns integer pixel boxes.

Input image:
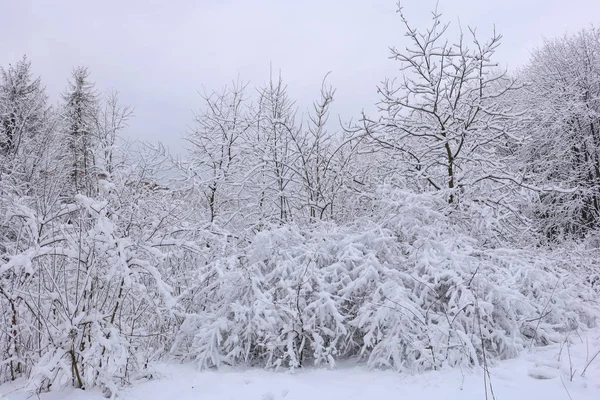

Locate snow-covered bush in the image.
[171,188,599,372]
[0,174,185,397]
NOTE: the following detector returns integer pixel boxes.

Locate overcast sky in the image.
[1,0,599,153]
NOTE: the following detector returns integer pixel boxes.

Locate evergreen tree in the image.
[62,67,99,196]
[0,56,49,162]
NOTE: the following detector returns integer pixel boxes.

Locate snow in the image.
[2,329,599,400]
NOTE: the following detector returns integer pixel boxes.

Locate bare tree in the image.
[287,74,358,222]
[367,5,520,205]
[253,72,298,224]
[186,80,254,224]
[96,90,133,176]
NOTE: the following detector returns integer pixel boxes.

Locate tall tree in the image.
[96,90,132,177]
[287,75,358,222]
[62,67,99,196]
[186,80,253,225]
[514,27,600,239]
[254,72,298,224]
[0,56,50,164]
[364,7,520,206]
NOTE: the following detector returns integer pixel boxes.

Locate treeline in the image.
[0,7,599,398]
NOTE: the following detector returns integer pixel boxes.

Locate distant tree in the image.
[186,74,359,227]
[186,80,253,224]
[62,67,99,196]
[96,90,132,176]
[286,75,358,222]
[254,72,298,224]
[513,27,600,240]
[0,56,50,162]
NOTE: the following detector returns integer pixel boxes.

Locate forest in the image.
[1,6,599,399]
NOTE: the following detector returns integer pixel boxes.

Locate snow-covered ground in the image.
[2,330,599,400]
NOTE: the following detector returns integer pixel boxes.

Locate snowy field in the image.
[2,329,599,400]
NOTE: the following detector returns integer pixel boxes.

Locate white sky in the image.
[1,0,599,153]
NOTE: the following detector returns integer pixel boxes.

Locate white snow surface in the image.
[2,330,599,400]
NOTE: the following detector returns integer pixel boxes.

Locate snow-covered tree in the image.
[0,56,52,175]
[253,72,299,224]
[365,7,520,207]
[513,27,600,240]
[96,90,132,177]
[186,80,254,225]
[62,67,100,196]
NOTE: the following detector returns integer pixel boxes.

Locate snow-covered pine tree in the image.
[0,56,52,169]
[62,67,100,197]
